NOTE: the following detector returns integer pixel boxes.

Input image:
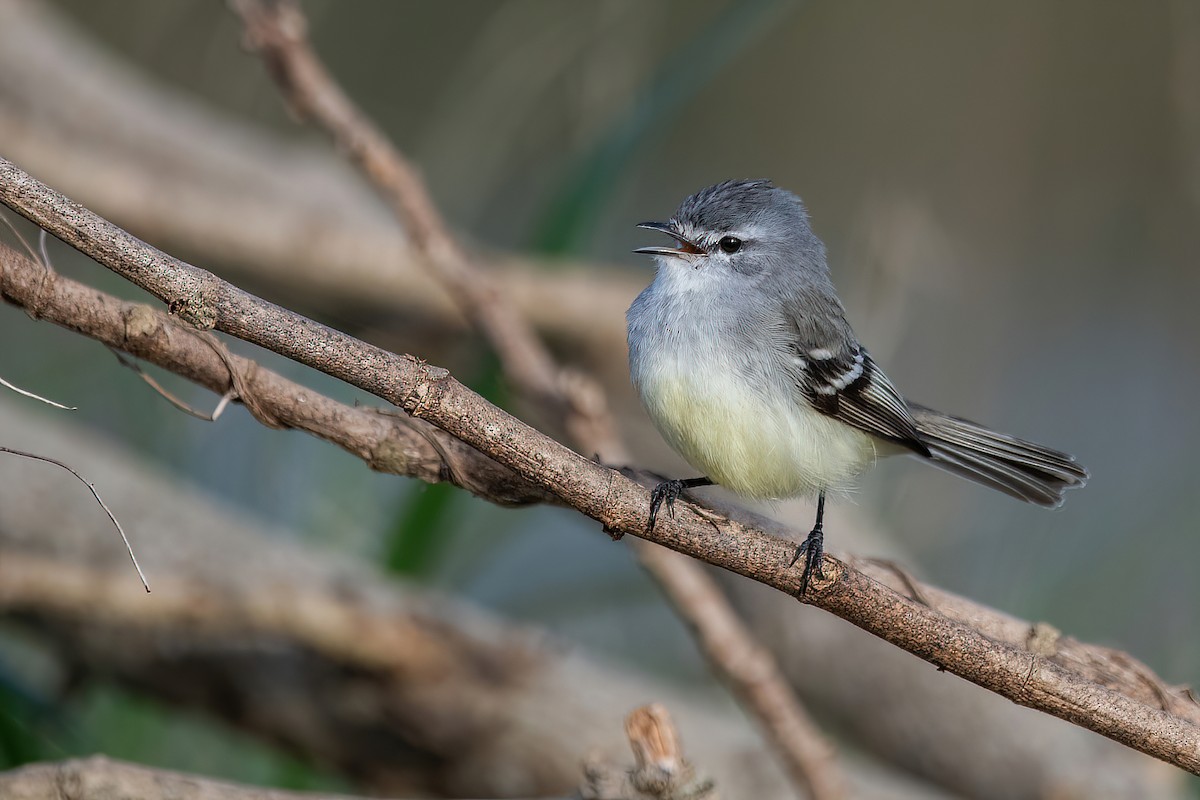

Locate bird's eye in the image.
[718,236,742,254]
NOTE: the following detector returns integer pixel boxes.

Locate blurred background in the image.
[0,1,1197,797]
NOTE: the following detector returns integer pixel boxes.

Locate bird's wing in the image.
[790,338,930,457]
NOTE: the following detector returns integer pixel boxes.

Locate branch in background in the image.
[228,2,842,796]
[0,555,617,799]
[0,757,362,800]
[0,757,571,800]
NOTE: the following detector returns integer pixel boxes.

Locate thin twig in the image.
[0,375,75,410]
[0,208,40,263]
[0,446,148,592]
[1,157,1198,774]
[37,228,51,271]
[110,348,234,421]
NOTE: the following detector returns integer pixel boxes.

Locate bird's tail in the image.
[908,404,1088,508]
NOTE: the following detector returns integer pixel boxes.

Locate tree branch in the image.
[1,157,1198,774]
[0,757,354,800]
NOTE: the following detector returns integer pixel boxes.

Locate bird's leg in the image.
[647,477,713,531]
[790,490,826,595]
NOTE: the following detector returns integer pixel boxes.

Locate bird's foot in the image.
[648,479,688,532]
[790,523,825,596]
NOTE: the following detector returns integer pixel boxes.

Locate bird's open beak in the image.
[634,221,704,257]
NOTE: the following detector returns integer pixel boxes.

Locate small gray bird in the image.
[627,180,1088,592]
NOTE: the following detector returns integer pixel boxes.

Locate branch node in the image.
[798,556,845,598]
[167,289,218,330]
[403,363,450,419]
[122,303,162,340]
[1027,622,1062,657]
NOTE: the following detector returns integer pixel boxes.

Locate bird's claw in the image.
[648,479,688,532]
[790,524,825,596]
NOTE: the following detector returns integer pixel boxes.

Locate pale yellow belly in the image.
[640,369,877,499]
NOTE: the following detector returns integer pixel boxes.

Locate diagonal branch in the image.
[1,157,1198,774]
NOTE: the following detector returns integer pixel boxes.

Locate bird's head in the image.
[635,179,826,281]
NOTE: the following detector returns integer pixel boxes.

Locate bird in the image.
[626,180,1088,593]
